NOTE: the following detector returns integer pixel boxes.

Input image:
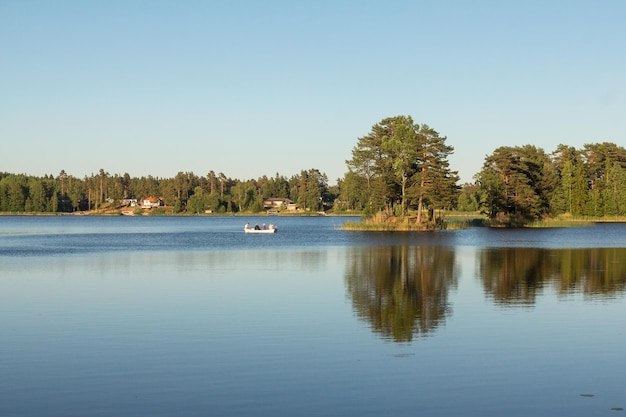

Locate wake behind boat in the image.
[244,223,277,234]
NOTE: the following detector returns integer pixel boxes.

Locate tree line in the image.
[2,115,624,223]
[460,142,626,223]
[0,168,335,214]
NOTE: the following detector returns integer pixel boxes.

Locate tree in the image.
[380,116,421,215]
[58,170,67,196]
[207,171,217,195]
[346,115,459,220]
[346,118,391,213]
[218,172,227,198]
[174,171,196,204]
[231,180,257,212]
[571,161,589,216]
[476,145,554,222]
[158,178,177,208]
[337,170,368,211]
[206,191,221,213]
[98,168,108,209]
[297,170,308,211]
[2,175,28,212]
[27,178,46,212]
[409,124,459,222]
[581,142,626,216]
[121,173,131,199]
[264,173,290,199]
[187,186,208,214]
[47,192,59,213]
[457,183,481,212]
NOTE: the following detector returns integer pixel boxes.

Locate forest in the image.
[2,115,626,224]
[466,142,626,223]
[0,169,334,215]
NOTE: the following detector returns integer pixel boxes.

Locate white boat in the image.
[244,223,277,234]
[244,228,277,234]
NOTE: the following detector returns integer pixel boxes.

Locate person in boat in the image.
[262,223,267,230]
[254,223,260,230]
[244,223,250,230]
[269,223,275,230]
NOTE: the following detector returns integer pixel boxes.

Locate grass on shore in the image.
[341,211,487,231]
[340,211,626,231]
[523,214,621,228]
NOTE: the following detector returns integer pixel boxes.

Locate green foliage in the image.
[345,115,460,222]
[0,166,337,215]
[173,199,184,213]
[457,183,481,211]
[186,186,208,214]
[476,145,555,221]
[477,142,626,224]
[336,171,368,211]
[206,191,221,213]
[5,135,626,224]
[0,174,61,213]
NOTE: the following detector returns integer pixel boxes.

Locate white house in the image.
[142,197,163,209]
[263,198,293,210]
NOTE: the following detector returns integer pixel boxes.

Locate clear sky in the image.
[1,1,624,185]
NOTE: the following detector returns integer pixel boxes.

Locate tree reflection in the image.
[478,248,548,306]
[345,245,458,342]
[479,247,626,305]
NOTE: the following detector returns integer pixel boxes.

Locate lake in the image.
[1,216,625,416]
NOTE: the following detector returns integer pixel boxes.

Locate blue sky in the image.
[1,1,624,185]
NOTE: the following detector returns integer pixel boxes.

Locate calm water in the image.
[1,216,625,416]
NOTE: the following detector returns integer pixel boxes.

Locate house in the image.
[142,197,163,209]
[122,198,138,207]
[263,198,293,210]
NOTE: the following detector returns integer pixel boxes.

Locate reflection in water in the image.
[478,247,626,306]
[344,245,459,342]
[478,247,547,307]
[345,245,626,342]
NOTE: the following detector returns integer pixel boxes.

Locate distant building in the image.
[142,197,163,209]
[122,198,138,207]
[262,198,296,211]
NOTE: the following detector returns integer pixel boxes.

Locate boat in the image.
[244,223,277,234]
[244,228,277,234]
